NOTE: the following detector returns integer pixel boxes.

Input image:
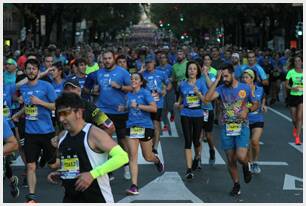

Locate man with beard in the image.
[205,65,258,196]
[172,49,188,100]
[47,93,128,203]
[83,50,132,180]
[12,58,58,203]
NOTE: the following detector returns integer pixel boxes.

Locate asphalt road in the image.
[3,101,303,203]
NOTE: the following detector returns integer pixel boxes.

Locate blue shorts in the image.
[220,124,250,150]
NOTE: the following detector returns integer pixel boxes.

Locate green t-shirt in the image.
[86,63,99,75]
[286,68,303,96]
[172,59,188,87]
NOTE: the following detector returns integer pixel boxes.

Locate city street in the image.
[4,102,303,203]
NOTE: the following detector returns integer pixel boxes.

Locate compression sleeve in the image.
[90,145,129,179]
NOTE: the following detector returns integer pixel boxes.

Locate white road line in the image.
[267,106,292,122]
[288,142,303,153]
[256,161,288,166]
[118,172,204,203]
[137,143,164,165]
[283,174,303,190]
[191,142,226,165]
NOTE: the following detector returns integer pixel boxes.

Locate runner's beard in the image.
[224,79,232,87]
[105,62,115,70]
[27,73,39,81]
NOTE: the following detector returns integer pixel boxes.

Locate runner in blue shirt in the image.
[84,50,133,180]
[156,52,175,135]
[175,61,207,180]
[12,58,58,203]
[125,73,164,195]
[205,64,259,196]
[142,54,172,154]
[3,117,20,198]
[242,69,267,175]
[239,51,269,87]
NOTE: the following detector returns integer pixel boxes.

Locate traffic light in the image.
[296,21,303,37]
[180,14,184,22]
[159,20,164,27]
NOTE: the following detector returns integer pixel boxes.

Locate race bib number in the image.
[203,110,209,122]
[60,157,80,179]
[3,106,10,118]
[25,105,38,121]
[130,127,145,139]
[225,123,242,136]
[186,95,200,108]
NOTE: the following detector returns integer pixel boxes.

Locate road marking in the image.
[283,174,303,190]
[267,106,292,122]
[160,113,179,138]
[118,172,203,203]
[138,143,164,165]
[288,142,303,153]
[256,161,288,166]
[11,156,25,166]
[192,142,226,165]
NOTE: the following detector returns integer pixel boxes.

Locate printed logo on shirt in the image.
[238,90,246,98]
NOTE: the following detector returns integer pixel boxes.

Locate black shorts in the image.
[24,132,56,164]
[287,95,303,107]
[106,113,128,139]
[126,128,154,142]
[202,110,214,132]
[151,108,163,121]
[249,122,264,130]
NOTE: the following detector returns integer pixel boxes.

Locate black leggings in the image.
[181,116,203,149]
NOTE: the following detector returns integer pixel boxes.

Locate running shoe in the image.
[162,124,169,132]
[10,176,19,198]
[192,157,201,171]
[154,155,164,173]
[295,136,301,145]
[230,182,241,196]
[185,169,194,179]
[209,149,216,165]
[126,184,139,195]
[170,114,175,122]
[252,162,261,174]
[242,162,252,183]
[26,193,38,203]
[123,165,131,180]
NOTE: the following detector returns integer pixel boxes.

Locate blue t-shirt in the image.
[240,64,268,84]
[216,82,257,125]
[4,71,16,85]
[156,64,173,79]
[3,83,16,118]
[4,117,14,141]
[180,78,208,117]
[198,77,213,111]
[70,75,89,100]
[20,80,56,134]
[143,69,170,109]
[95,66,131,114]
[248,86,264,124]
[51,79,65,98]
[126,88,154,129]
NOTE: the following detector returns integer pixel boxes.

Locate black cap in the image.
[64,78,80,88]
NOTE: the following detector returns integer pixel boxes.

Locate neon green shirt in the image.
[86,63,99,75]
[172,59,188,86]
[286,68,303,96]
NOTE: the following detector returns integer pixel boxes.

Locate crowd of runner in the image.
[3,42,303,202]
